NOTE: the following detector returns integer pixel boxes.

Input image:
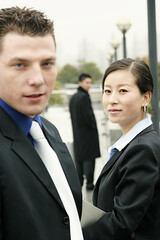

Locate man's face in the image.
[78,77,92,92]
[0,32,57,118]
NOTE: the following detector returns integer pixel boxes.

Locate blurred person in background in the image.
[69,73,100,191]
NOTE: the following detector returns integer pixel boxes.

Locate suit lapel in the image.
[97,124,154,180]
[94,124,155,204]
[0,108,64,208]
[99,150,122,176]
[12,136,64,207]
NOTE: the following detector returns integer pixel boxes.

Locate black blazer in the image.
[0,107,82,240]
[69,87,100,162]
[83,125,160,240]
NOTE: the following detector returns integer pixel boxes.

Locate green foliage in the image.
[56,62,102,84]
[57,64,79,84]
[79,62,102,83]
[48,81,63,105]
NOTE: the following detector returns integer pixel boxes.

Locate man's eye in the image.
[43,62,50,66]
[16,63,24,68]
[43,62,54,67]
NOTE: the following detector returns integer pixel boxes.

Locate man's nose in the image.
[28,66,44,85]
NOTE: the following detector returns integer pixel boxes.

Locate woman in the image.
[83,58,160,240]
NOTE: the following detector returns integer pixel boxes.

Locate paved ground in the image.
[42,105,121,203]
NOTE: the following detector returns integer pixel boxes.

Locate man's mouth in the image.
[25,93,44,102]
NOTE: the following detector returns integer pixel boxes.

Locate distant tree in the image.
[49,81,63,105]
[79,62,102,83]
[137,56,149,65]
[57,64,79,84]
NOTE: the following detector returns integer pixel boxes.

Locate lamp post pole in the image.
[108,49,115,64]
[111,38,120,61]
[147,0,159,134]
[107,48,115,65]
[117,18,131,59]
[122,30,127,58]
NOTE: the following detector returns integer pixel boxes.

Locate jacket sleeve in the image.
[83,143,159,239]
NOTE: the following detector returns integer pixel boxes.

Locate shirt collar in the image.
[108,117,152,153]
[0,98,42,135]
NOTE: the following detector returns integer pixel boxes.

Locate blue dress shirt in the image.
[0,98,42,142]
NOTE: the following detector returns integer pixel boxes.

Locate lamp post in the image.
[108,48,115,64]
[117,18,131,58]
[111,38,120,61]
[106,54,112,65]
[147,0,159,134]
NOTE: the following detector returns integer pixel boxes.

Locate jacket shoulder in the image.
[41,116,62,141]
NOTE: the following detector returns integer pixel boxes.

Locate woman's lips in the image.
[108,109,122,113]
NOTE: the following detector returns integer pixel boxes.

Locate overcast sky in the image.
[0,0,159,72]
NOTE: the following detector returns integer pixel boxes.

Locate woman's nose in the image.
[109,92,119,104]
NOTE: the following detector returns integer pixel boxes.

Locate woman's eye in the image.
[104,89,111,94]
[119,89,127,93]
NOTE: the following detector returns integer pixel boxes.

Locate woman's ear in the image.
[143,91,152,107]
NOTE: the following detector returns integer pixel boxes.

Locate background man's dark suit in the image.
[0,107,82,240]
[69,86,100,189]
[83,125,160,240]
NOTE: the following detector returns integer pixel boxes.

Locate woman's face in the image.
[102,69,150,134]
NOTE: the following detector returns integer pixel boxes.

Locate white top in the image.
[106,117,152,162]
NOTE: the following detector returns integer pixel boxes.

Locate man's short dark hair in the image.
[78,73,92,82]
[0,6,55,51]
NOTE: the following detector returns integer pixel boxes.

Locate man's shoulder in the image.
[41,116,56,129]
[73,90,88,99]
[41,117,59,135]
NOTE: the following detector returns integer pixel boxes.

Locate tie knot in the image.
[29,121,44,140]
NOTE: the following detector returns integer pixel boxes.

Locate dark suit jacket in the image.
[0,107,82,240]
[83,125,160,240]
[69,87,100,162]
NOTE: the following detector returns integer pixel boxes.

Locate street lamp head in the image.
[108,48,115,58]
[117,17,131,33]
[117,17,131,59]
[106,54,111,61]
[111,38,121,49]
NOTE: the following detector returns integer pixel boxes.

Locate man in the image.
[69,74,100,191]
[0,7,84,240]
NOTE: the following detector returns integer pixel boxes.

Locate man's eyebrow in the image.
[9,58,27,62]
[41,57,56,61]
[8,56,56,63]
